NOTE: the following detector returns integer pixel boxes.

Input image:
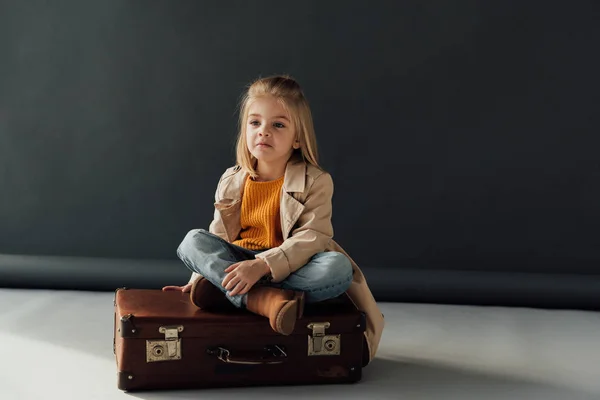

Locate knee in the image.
[324,252,353,282]
[177,229,210,257]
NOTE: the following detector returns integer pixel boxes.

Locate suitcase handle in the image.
[207,345,287,365]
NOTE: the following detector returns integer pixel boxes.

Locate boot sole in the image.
[275,300,298,335]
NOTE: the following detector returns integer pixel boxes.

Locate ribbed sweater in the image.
[232,175,285,250]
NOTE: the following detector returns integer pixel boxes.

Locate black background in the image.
[1,1,599,297]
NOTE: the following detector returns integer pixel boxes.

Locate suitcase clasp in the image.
[146,325,184,363]
[307,322,340,356]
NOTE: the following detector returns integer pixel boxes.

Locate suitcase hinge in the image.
[307,322,340,356]
[146,325,184,363]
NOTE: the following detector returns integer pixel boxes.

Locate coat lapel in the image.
[280,156,306,240]
[215,155,307,243]
[214,167,246,242]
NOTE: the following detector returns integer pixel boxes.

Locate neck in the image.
[254,160,286,182]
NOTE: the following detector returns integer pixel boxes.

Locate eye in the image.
[273,122,285,128]
[249,120,260,126]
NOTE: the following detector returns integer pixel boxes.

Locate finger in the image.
[223,269,244,288]
[222,272,233,288]
[182,284,192,293]
[224,262,240,273]
[229,282,247,297]
[224,276,241,291]
[237,282,254,295]
[225,276,243,291]
[162,286,181,291]
[222,269,237,286]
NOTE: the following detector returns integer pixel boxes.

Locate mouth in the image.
[256,143,272,148]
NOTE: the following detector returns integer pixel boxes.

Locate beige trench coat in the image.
[198,154,384,364]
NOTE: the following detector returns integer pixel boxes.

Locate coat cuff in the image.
[255,247,290,282]
[188,272,202,284]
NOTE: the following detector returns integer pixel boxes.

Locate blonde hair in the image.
[235,75,321,179]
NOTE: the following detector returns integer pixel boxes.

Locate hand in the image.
[162,283,192,293]
[222,259,270,296]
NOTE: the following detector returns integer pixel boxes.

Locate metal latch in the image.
[146,325,184,362]
[307,322,340,356]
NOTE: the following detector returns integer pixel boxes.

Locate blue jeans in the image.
[176,229,353,308]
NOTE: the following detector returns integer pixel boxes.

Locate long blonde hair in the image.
[235,75,321,179]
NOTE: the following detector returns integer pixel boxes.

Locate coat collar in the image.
[222,153,306,200]
[282,153,306,193]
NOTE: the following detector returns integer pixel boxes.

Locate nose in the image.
[258,127,271,137]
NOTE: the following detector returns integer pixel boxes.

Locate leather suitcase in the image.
[113,287,367,391]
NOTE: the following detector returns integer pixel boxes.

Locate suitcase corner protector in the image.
[118,313,138,338]
[117,371,135,391]
[358,311,367,332]
[349,365,362,383]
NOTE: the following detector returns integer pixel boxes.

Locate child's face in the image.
[246,96,299,166]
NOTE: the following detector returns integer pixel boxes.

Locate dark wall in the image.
[1,1,599,285]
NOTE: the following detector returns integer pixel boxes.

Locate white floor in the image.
[1,288,599,399]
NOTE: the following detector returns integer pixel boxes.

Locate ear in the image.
[293,140,301,149]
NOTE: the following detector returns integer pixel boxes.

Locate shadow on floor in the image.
[122,358,598,400]
[1,289,598,399]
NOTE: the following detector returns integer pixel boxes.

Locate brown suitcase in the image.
[113,287,367,391]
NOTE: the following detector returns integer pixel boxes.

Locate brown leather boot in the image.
[245,287,305,335]
[190,277,230,310]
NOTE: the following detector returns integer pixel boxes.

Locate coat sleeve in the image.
[208,176,228,240]
[255,172,334,282]
[187,173,228,284]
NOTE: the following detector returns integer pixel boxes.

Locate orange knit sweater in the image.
[232,175,285,250]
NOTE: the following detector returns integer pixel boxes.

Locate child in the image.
[163,75,384,364]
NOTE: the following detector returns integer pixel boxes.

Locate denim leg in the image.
[176,229,257,308]
[276,252,353,303]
